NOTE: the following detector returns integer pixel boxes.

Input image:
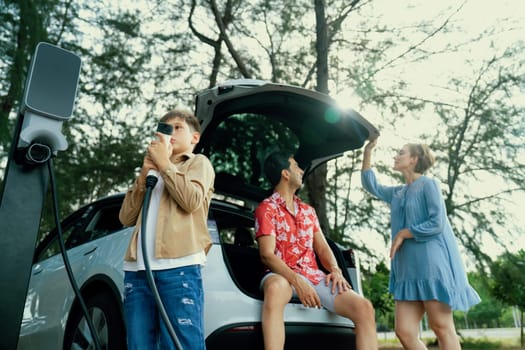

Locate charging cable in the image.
[47,156,102,350]
[141,174,183,350]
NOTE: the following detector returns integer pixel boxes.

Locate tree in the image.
[490,250,525,347]
[48,4,157,222]
[186,0,369,238]
[1,1,161,225]
[305,0,366,238]
[200,113,299,192]
[328,2,525,269]
[433,48,525,270]
[2,0,523,273]
[362,261,394,330]
[305,0,331,236]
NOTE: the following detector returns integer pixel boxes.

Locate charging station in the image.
[0,43,81,350]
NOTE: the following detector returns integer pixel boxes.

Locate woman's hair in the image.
[264,151,292,188]
[160,109,201,132]
[407,143,435,174]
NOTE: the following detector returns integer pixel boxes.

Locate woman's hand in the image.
[362,136,379,170]
[390,228,413,259]
[364,136,378,153]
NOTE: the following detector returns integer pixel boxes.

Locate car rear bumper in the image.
[206,322,356,350]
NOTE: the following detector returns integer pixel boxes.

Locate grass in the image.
[379,337,523,349]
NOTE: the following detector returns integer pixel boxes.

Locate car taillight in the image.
[227,325,261,332]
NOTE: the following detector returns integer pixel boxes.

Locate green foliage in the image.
[326,150,390,253]
[431,47,525,270]
[362,261,394,329]
[202,113,299,190]
[490,250,525,310]
[1,1,156,211]
[454,272,508,329]
[0,0,53,143]
[458,338,508,350]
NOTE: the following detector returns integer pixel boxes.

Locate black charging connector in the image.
[145,174,159,189]
[47,158,102,350]
[141,175,183,350]
[26,143,53,164]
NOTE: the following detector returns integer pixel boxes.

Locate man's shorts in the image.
[260,272,339,312]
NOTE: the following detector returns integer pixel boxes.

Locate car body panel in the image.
[202,244,354,339]
[18,209,131,350]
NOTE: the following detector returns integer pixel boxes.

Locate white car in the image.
[18,79,378,350]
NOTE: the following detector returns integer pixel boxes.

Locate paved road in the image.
[378,327,521,340]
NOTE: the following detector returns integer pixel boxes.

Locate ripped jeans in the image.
[124,266,205,350]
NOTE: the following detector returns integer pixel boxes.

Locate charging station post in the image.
[0,42,81,350]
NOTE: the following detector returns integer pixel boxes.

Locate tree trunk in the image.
[520,310,525,349]
[306,0,330,236]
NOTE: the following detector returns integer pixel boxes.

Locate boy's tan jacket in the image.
[119,152,215,260]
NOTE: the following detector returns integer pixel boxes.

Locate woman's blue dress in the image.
[361,169,480,311]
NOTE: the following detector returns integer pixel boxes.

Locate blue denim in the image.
[124,265,205,350]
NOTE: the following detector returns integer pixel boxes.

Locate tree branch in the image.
[370,0,467,77]
[453,187,523,211]
[188,0,218,47]
[209,0,251,77]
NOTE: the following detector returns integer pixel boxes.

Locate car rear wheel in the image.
[63,292,126,350]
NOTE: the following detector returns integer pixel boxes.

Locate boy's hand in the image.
[141,155,157,176]
[147,133,172,171]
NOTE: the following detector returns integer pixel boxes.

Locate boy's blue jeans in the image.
[124,265,205,350]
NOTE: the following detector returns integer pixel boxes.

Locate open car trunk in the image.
[195,80,379,207]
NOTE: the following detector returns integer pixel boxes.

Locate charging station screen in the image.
[23,43,81,120]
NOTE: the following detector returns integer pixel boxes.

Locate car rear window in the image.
[204,113,299,202]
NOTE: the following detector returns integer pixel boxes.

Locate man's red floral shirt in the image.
[255,192,325,285]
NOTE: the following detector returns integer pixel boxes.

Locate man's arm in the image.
[258,235,321,308]
[313,231,351,294]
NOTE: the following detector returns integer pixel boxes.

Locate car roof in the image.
[194,79,379,205]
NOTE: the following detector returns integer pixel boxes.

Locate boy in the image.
[119,109,215,350]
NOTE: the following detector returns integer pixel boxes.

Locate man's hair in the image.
[160,109,201,132]
[264,151,293,188]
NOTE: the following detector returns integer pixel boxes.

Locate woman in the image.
[361,137,480,350]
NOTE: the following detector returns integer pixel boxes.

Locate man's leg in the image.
[261,274,293,350]
[333,289,378,350]
[394,301,427,350]
[424,300,460,350]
